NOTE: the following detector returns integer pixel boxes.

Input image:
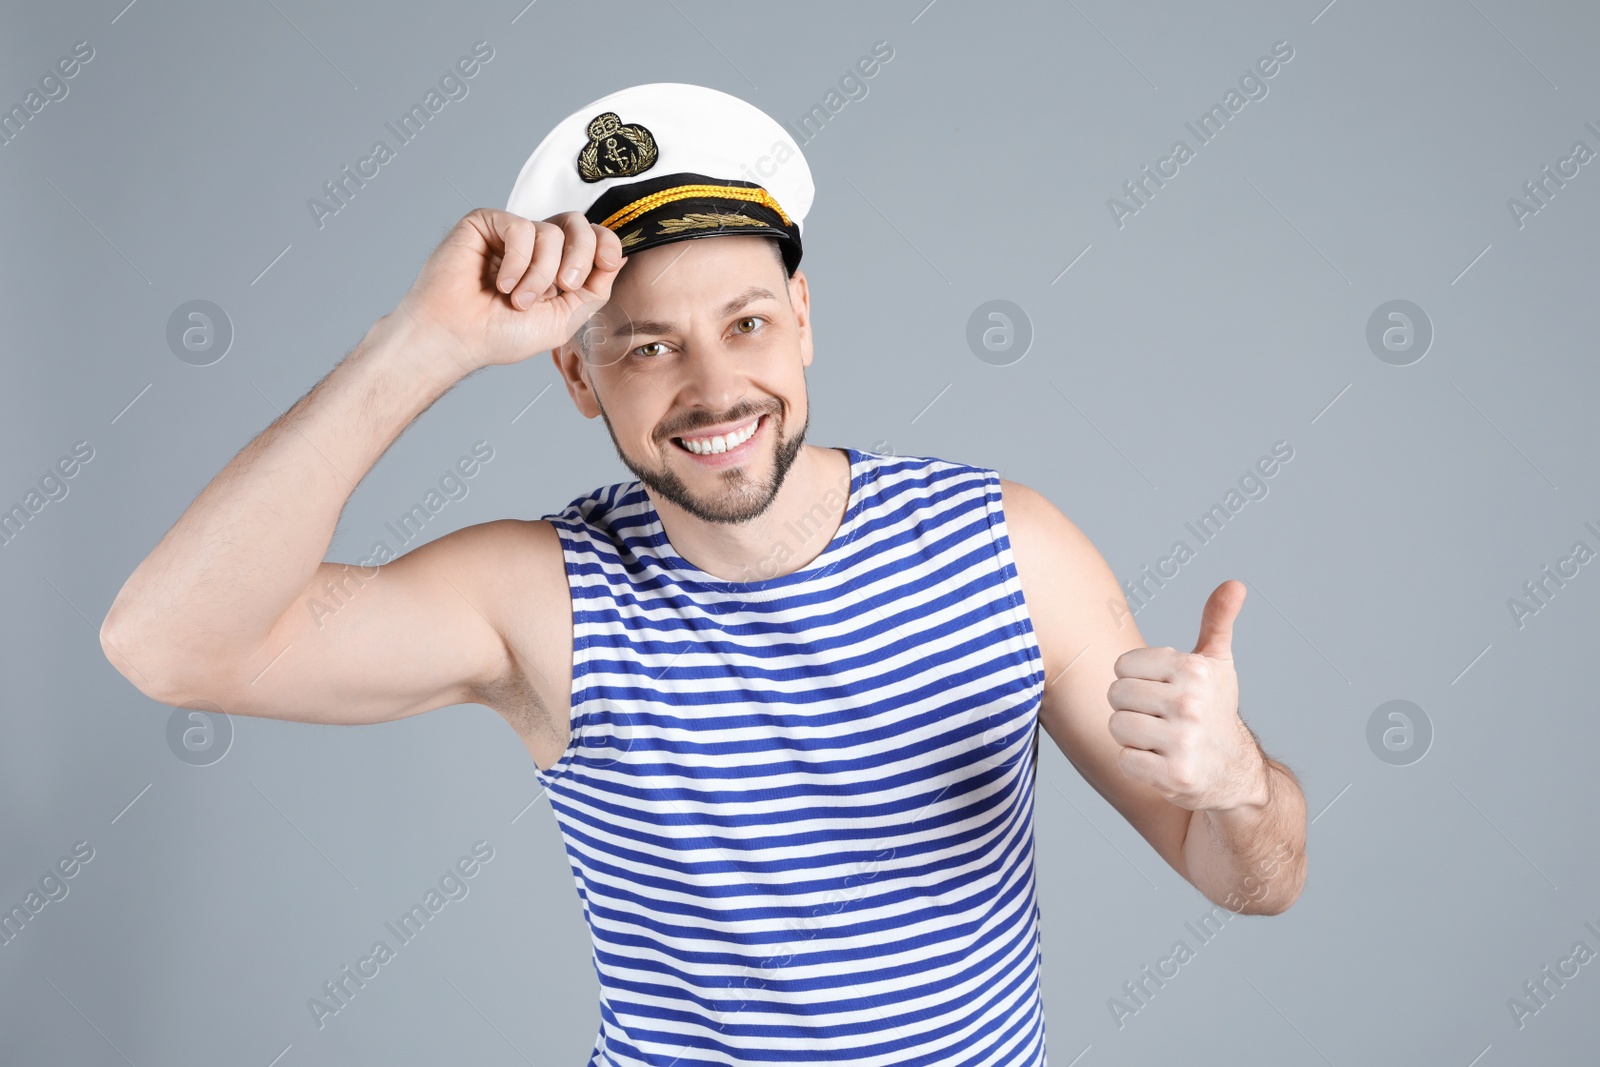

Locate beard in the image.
[596,394,809,525]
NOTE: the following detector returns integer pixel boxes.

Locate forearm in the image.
[102,313,465,691]
[1182,754,1307,915]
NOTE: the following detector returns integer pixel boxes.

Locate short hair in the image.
[765,235,790,277]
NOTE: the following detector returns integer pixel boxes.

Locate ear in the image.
[551,344,602,419]
[788,268,813,368]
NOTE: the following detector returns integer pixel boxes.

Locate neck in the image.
[649,444,852,582]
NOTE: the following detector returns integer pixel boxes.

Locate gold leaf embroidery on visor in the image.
[653,212,773,235]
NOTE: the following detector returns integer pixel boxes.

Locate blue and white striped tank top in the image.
[537,449,1049,1066]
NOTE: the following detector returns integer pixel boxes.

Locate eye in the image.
[733,315,764,335]
[631,341,669,358]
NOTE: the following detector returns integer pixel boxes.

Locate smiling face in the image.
[553,234,814,525]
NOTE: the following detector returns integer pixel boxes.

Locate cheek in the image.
[590,370,642,429]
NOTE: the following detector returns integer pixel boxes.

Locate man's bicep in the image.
[1002,480,1193,880]
[201,519,557,727]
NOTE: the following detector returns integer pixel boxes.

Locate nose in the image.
[676,338,746,415]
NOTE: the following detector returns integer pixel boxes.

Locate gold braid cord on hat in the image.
[597,183,792,231]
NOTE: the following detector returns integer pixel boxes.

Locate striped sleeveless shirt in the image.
[537,449,1049,1066]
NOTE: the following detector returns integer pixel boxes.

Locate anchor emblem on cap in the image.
[576,112,659,183]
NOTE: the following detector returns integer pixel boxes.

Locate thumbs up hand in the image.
[1106,580,1267,813]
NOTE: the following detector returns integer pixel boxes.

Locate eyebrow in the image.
[625,286,780,338]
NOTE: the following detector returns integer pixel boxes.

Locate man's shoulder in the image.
[993,477,1059,525]
[988,478,1094,564]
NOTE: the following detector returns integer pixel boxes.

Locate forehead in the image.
[611,236,783,299]
[599,237,788,333]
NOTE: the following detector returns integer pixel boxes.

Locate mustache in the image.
[662,409,774,441]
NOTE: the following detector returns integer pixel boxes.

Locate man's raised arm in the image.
[99,208,627,724]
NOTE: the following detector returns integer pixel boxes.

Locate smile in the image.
[673,415,763,456]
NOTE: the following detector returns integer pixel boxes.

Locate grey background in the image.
[2,0,1596,1064]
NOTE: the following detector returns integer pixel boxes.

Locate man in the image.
[101,83,1305,1064]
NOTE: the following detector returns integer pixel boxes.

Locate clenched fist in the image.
[389,208,628,374]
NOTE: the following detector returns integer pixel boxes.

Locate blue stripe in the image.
[539,450,1048,1066]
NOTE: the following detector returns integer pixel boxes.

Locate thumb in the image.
[1193,579,1245,660]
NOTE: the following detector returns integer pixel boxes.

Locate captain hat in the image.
[505,82,814,277]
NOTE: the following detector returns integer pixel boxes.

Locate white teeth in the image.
[679,417,759,455]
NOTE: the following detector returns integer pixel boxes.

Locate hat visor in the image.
[597,196,800,275]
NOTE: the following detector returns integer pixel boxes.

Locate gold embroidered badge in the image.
[653,211,770,235]
[576,112,659,183]
[617,227,646,250]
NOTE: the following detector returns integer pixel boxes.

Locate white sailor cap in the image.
[505,82,814,276]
